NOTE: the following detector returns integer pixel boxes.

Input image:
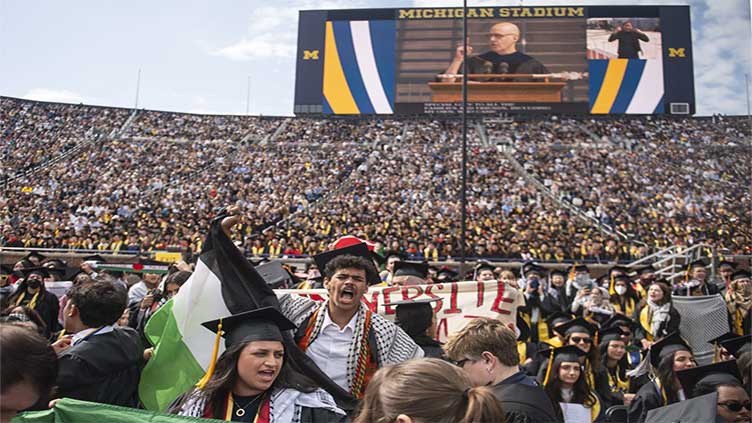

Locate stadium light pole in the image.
[246,76,252,115]
[134,68,141,110]
[460,0,468,270]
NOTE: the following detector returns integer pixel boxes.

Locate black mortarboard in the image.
[571,264,589,273]
[81,254,106,264]
[1,264,13,275]
[650,332,691,368]
[201,307,295,348]
[553,317,596,338]
[393,261,429,279]
[634,265,655,275]
[603,314,636,330]
[731,270,750,281]
[475,261,496,274]
[707,332,737,347]
[719,335,751,357]
[677,360,743,398]
[436,266,459,282]
[549,345,588,364]
[644,392,719,423]
[20,267,50,279]
[686,258,708,271]
[256,261,294,289]
[599,326,625,345]
[24,251,47,263]
[546,312,574,337]
[609,266,629,275]
[523,263,546,276]
[392,298,439,339]
[549,269,567,278]
[718,260,737,270]
[313,243,378,284]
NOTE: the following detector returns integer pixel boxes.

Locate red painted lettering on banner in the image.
[424,285,444,312]
[476,280,485,307]
[490,281,513,315]
[361,291,381,313]
[381,286,401,314]
[443,282,462,314]
[436,317,449,339]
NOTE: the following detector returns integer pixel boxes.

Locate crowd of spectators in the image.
[1,97,131,180]
[1,96,749,262]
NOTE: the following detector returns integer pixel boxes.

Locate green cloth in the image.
[11,398,223,423]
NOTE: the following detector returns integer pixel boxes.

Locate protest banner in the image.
[277,280,523,342]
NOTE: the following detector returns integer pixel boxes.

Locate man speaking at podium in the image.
[441,22,548,82]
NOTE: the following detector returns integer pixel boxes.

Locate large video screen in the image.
[294,6,694,116]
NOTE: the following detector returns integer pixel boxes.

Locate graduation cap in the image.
[24,251,47,263]
[634,265,655,276]
[393,261,429,279]
[391,298,439,339]
[196,307,296,390]
[649,332,691,368]
[331,236,385,265]
[546,312,574,336]
[603,314,636,331]
[677,360,743,398]
[523,263,547,277]
[80,254,106,264]
[708,332,738,348]
[718,260,737,270]
[20,267,50,279]
[475,261,496,274]
[313,243,379,284]
[686,258,709,271]
[549,269,567,278]
[436,266,459,282]
[598,326,625,345]
[1,264,13,276]
[731,270,750,282]
[719,335,751,357]
[256,261,296,289]
[570,264,589,273]
[609,265,629,275]
[553,317,596,338]
[540,345,588,386]
[644,392,719,423]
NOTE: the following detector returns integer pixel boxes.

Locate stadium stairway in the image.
[628,243,715,284]
[258,118,290,145]
[477,121,629,242]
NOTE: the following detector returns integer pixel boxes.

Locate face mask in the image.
[615,286,627,295]
[26,279,41,289]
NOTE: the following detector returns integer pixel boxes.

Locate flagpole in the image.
[134,68,141,110]
[246,75,251,115]
[460,0,468,272]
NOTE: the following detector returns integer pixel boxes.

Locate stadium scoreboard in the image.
[293,5,695,116]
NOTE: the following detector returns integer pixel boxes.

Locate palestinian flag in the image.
[138,211,346,411]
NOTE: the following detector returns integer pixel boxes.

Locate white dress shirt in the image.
[305,309,358,391]
[71,325,114,346]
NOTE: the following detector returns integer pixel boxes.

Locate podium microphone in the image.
[499,62,509,74]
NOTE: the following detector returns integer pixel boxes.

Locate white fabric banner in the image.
[277,280,522,342]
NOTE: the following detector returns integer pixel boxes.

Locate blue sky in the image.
[1,0,749,116]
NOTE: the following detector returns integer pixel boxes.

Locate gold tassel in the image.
[609,274,616,296]
[543,349,555,386]
[195,318,223,390]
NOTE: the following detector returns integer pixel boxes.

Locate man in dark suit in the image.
[608,21,650,59]
[55,281,143,407]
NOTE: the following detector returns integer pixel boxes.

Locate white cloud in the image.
[22,88,89,104]
[211,1,369,61]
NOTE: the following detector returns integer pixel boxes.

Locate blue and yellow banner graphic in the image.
[589,59,664,114]
[323,20,396,115]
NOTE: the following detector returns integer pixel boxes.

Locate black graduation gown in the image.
[413,335,444,359]
[492,382,563,423]
[627,381,673,423]
[56,326,144,407]
[13,289,60,337]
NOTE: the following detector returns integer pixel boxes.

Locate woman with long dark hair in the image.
[634,282,680,350]
[169,307,346,422]
[627,333,697,423]
[541,345,603,422]
[595,326,634,407]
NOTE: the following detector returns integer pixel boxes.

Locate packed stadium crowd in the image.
[0,212,750,423]
[3,97,749,263]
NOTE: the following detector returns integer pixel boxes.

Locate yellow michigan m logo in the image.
[668,48,686,58]
[303,50,319,60]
